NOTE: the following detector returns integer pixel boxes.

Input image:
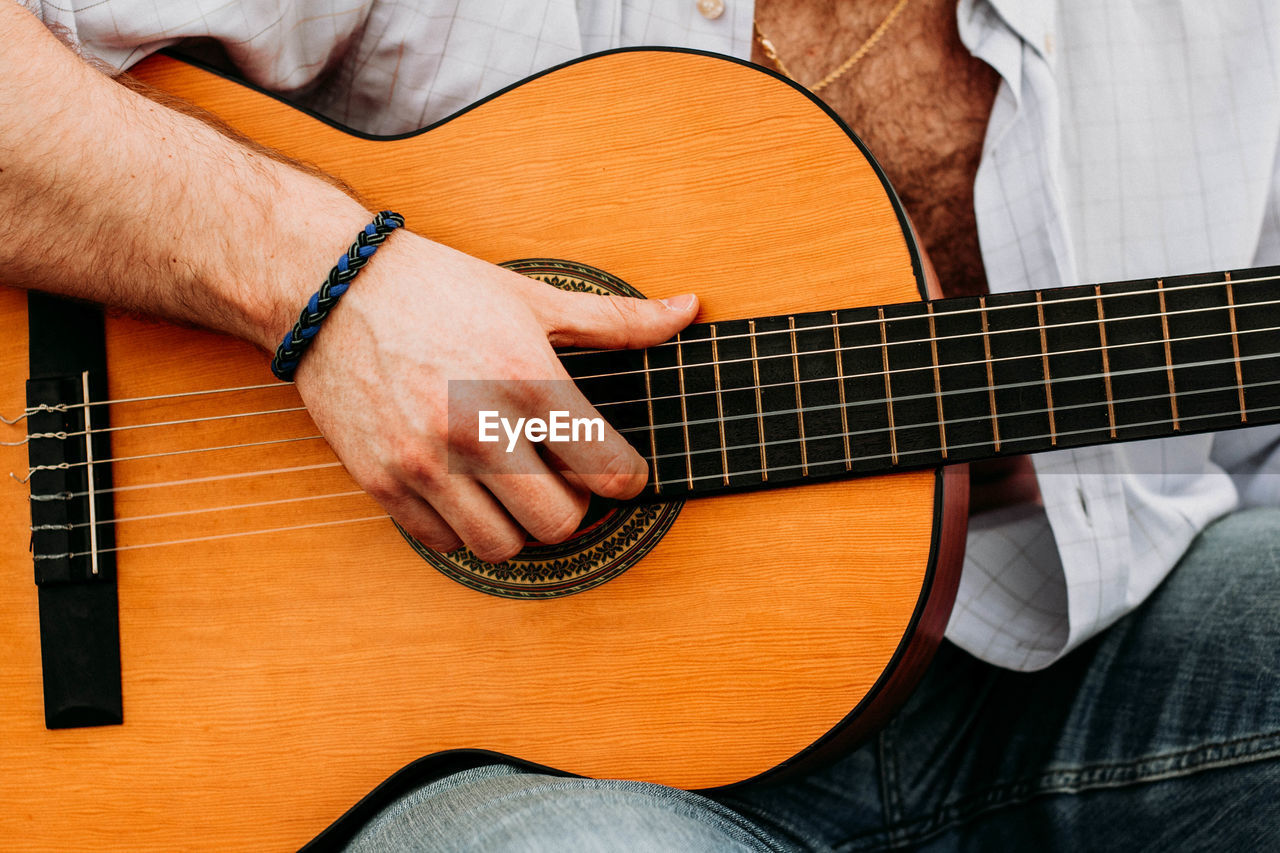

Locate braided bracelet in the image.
[270,210,405,381]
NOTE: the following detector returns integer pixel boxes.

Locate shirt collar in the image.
[981,0,1058,61]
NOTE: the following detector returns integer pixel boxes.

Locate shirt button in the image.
[697,0,725,20]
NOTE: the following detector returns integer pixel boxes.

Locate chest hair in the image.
[752,0,1000,297]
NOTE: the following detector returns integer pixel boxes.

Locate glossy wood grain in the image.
[0,50,959,851]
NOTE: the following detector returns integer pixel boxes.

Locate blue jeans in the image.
[344,509,1280,851]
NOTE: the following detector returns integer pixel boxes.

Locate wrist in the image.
[268,210,405,382]
[215,167,372,352]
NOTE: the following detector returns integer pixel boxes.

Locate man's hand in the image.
[0,2,696,562]
[290,234,696,562]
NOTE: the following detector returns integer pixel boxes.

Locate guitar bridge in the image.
[25,291,123,730]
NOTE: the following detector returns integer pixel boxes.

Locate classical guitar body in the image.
[0,50,964,850]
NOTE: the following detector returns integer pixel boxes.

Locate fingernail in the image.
[659,293,696,312]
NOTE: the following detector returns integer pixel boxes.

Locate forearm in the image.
[0,2,699,562]
[0,2,369,350]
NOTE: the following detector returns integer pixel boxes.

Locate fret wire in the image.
[590,320,1280,414]
[643,347,659,493]
[1157,279,1180,430]
[833,311,853,470]
[675,335,693,490]
[1225,272,1247,422]
[878,308,899,465]
[788,317,809,477]
[651,400,1280,489]
[749,320,768,481]
[925,303,947,459]
[1035,292,1057,445]
[563,297,1280,385]
[1095,285,1118,438]
[614,350,1280,438]
[710,324,729,486]
[979,296,1001,452]
[558,271,1280,363]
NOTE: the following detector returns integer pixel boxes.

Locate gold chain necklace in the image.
[754,0,912,93]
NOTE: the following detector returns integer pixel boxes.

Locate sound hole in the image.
[569,494,618,537]
[394,259,683,599]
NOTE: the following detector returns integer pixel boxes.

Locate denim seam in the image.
[837,729,1280,852]
[877,730,904,848]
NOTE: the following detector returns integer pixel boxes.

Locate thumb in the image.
[538,290,699,350]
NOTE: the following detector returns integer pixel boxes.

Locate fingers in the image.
[479,443,592,545]
[537,384,651,500]
[382,468,591,563]
[517,286,695,499]
[394,417,614,561]
[535,288,699,350]
[379,492,463,552]
[422,477,530,564]
[293,242,687,565]
[371,383,621,562]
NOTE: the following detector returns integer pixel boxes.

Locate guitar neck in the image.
[567,266,1280,499]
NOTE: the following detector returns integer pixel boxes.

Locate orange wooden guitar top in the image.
[0,49,963,850]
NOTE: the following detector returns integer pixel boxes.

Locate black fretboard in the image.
[564,266,1280,499]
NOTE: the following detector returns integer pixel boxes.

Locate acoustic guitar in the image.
[2,48,1277,850]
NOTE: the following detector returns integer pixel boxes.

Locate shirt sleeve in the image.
[15,1,749,134]
[16,0,363,92]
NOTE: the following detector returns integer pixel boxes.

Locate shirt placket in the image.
[957,0,1132,663]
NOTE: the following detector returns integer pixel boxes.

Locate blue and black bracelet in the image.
[270,210,405,382]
